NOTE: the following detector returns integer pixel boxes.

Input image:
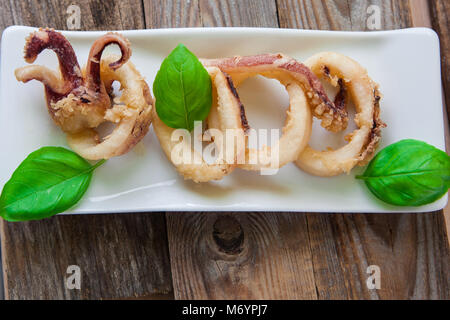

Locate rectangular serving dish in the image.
[0,26,447,214]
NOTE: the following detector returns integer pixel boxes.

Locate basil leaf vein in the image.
[153,43,212,131]
[356,139,450,206]
[0,147,105,221]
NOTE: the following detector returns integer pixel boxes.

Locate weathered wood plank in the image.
[167,213,317,299]
[0,0,173,300]
[1,214,173,299]
[429,0,450,123]
[409,0,432,28]
[6,0,145,30]
[0,0,13,42]
[277,0,450,299]
[199,0,278,27]
[337,213,449,299]
[143,0,280,28]
[276,0,412,30]
[143,0,202,28]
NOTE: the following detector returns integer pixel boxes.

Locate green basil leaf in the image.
[356,139,450,206]
[153,43,212,131]
[0,147,105,221]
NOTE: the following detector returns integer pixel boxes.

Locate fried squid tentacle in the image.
[295,52,386,176]
[85,33,131,92]
[202,53,348,133]
[67,55,153,160]
[15,29,152,160]
[15,28,82,99]
[14,29,129,133]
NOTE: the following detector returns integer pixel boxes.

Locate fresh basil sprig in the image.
[0,147,105,221]
[356,139,450,206]
[153,43,212,131]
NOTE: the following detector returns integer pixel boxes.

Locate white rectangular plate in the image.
[0,26,447,214]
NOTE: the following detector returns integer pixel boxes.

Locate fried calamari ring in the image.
[15,29,152,160]
[295,52,386,176]
[206,71,312,171]
[67,55,153,160]
[202,53,347,132]
[152,67,246,182]
[202,53,351,171]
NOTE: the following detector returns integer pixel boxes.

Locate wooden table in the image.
[0,0,449,300]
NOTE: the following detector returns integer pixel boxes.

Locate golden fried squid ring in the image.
[202,53,350,171]
[15,29,152,160]
[202,53,347,133]
[206,71,312,171]
[295,52,386,176]
[151,67,246,183]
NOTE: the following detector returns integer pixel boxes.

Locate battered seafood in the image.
[152,67,247,182]
[202,57,312,170]
[202,54,348,133]
[15,28,152,160]
[15,30,384,180]
[296,52,386,176]
[203,53,384,176]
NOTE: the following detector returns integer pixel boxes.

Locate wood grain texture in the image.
[199,0,278,27]
[162,0,450,300]
[0,0,173,300]
[0,0,13,42]
[167,213,317,299]
[276,0,412,30]
[430,0,450,123]
[409,0,431,28]
[1,214,173,299]
[4,0,145,30]
[144,0,202,28]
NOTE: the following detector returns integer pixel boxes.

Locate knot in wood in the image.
[212,215,244,255]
